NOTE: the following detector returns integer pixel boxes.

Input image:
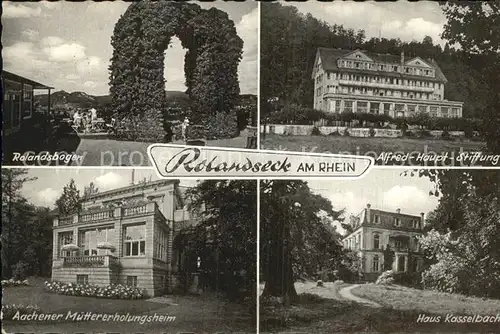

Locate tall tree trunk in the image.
[262,219,297,300]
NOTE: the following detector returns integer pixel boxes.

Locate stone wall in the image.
[261,124,465,138]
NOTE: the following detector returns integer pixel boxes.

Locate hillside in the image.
[35,90,190,109]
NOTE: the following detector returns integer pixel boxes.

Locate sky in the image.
[2,1,258,96]
[290,1,448,46]
[306,169,440,235]
[20,168,199,208]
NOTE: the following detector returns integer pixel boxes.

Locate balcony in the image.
[62,255,119,268]
[56,202,160,226]
[337,79,435,93]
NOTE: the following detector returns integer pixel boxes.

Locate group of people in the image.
[72,108,99,132]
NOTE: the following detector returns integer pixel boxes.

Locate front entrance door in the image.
[397,255,406,272]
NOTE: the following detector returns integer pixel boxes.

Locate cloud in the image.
[37,188,60,207]
[94,172,124,190]
[43,42,87,62]
[291,2,446,45]
[21,29,40,41]
[41,36,65,47]
[66,74,81,80]
[77,56,105,76]
[3,2,42,18]
[83,81,97,89]
[381,186,430,214]
[236,7,258,95]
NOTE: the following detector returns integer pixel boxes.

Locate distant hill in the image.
[35,90,190,109]
[35,90,256,110]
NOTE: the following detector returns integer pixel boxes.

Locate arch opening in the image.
[109,2,243,142]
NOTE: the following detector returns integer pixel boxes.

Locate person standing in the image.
[181,117,190,142]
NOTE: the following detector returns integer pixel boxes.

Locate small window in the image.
[127,276,138,287]
[374,215,380,224]
[76,275,89,285]
[393,218,401,227]
[373,234,380,249]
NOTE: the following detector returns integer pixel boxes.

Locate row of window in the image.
[344,233,419,251]
[324,72,441,89]
[325,85,441,100]
[338,57,435,78]
[76,275,138,287]
[154,225,169,261]
[326,100,460,117]
[58,223,147,258]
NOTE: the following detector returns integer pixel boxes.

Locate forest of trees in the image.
[1,169,53,280]
[261,2,500,152]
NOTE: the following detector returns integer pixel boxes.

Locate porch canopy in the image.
[3,70,54,114]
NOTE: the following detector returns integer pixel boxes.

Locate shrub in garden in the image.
[369,127,376,137]
[375,270,395,285]
[441,130,452,140]
[1,279,29,287]
[311,126,321,136]
[343,128,350,137]
[328,130,341,136]
[316,280,324,287]
[2,304,41,320]
[12,261,30,280]
[44,281,147,299]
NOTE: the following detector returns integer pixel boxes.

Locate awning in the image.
[2,70,54,89]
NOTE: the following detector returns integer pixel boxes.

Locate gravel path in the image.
[338,284,381,307]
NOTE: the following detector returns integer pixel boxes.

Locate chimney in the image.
[420,212,425,226]
[366,203,371,223]
[131,169,135,185]
[396,208,401,214]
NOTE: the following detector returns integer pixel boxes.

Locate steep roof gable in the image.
[342,49,374,62]
[405,57,433,68]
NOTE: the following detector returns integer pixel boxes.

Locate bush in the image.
[44,281,148,299]
[375,270,395,285]
[418,130,433,138]
[1,278,30,287]
[328,130,341,136]
[441,130,453,140]
[2,304,41,320]
[335,266,357,282]
[369,127,376,137]
[12,261,30,280]
[393,272,422,288]
[343,128,350,137]
[316,280,324,287]
[311,126,321,136]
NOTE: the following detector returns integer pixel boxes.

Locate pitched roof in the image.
[2,70,54,89]
[316,48,447,83]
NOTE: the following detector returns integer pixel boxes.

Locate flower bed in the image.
[1,279,29,287]
[44,281,147,299]
[2,304,41,320]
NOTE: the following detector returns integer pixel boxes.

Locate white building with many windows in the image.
[342,204,425,281]
[312,48,463,119]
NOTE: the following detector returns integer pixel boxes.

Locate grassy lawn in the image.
[351,283,500,315]
[3,277,255,333]
[73,129,251,166]
[260,293,500,333]
[261,134,486,165]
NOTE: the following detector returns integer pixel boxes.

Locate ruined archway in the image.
[109,2,243,142]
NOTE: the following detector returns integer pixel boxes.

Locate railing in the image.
[59,216,73,226]
[62,255,119,268]
[124,203,149,216]
[80,209,114,223]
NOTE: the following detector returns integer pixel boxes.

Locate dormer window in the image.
[356,54,361,59]
[393,218,401,227]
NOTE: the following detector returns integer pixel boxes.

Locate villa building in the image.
[51,179,201,297]
[342,204,425,281]
[312,48,463,119]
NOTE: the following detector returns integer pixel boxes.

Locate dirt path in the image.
[338,284,381,307]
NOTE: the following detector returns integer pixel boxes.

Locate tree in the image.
[185,180,256,303]
[260,180,343,299]
[383,244,395,271]
[407,169,500,298]
[83,182,99,198]
[440,1,500,152]
[55,179,81,215]
[1,169,37,278]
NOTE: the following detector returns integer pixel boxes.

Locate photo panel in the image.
[259,170,500,333]
[1,167,257,333]
[260,1,500,167]
[2,1,258,167]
